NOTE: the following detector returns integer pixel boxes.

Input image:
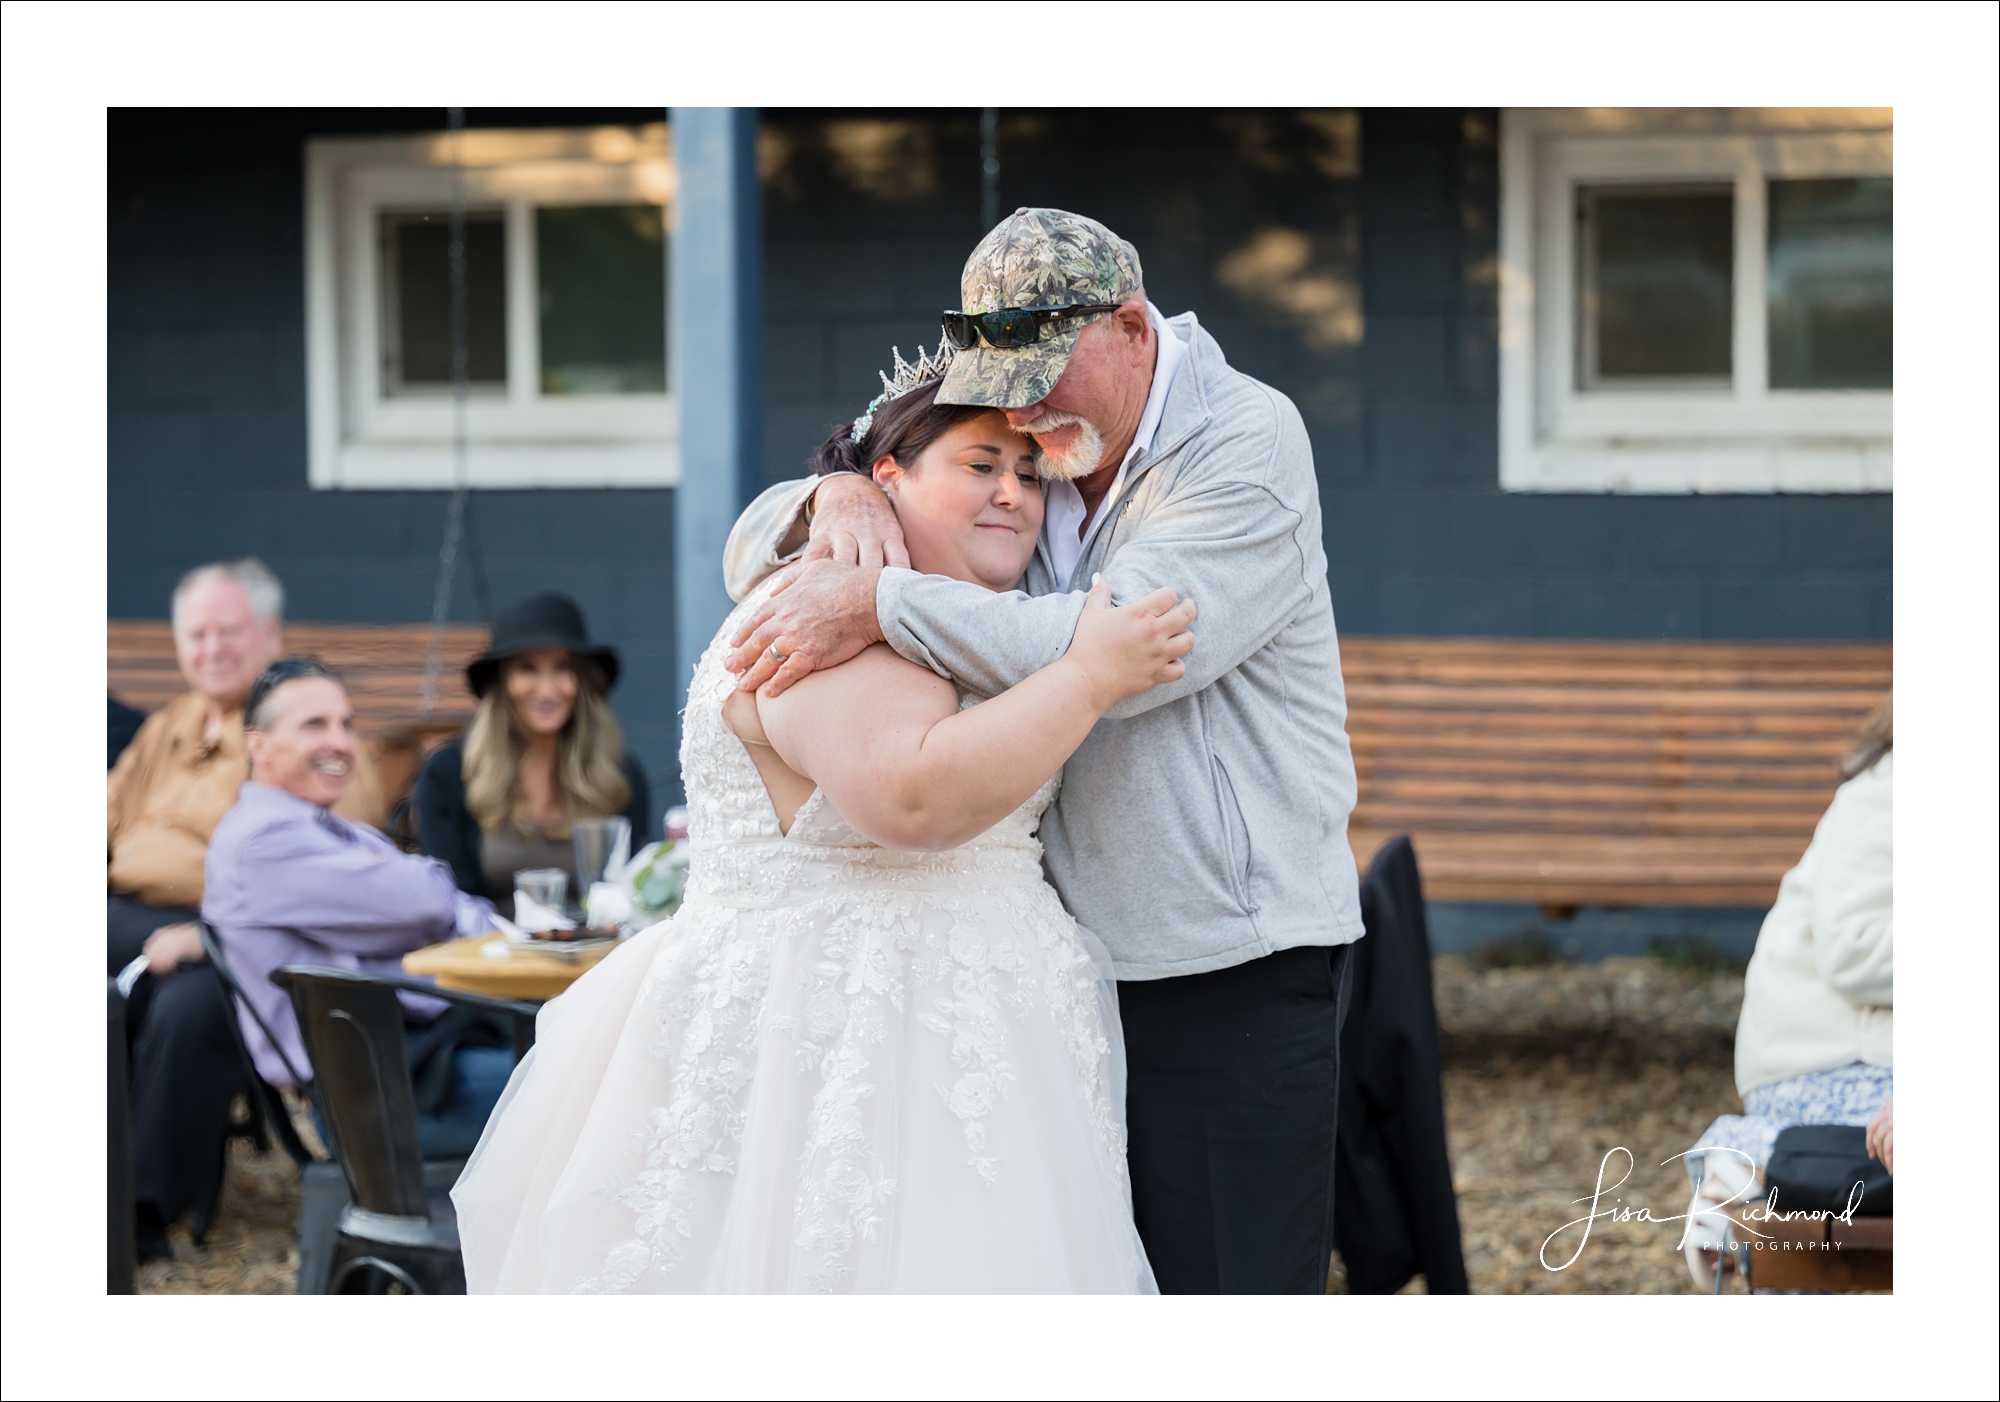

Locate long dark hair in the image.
[811,379,991,478]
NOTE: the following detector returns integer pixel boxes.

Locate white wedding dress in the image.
[452,585,1156,1293]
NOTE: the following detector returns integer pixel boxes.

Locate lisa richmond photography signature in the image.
[1540,1147,1877,1271]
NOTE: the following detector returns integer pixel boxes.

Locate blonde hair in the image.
[1840,692,1892,780]
[462,656,630,835]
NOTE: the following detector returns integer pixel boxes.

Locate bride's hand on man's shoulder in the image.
[1062,575,1197,708]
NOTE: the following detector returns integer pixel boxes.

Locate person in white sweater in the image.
[1682,697,1892,1289]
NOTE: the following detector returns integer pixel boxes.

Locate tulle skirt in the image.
[451,879,1156,1294]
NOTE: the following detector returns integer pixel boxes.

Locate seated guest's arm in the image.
[236,820,470,957]
[108,824,214,911]
[107,699,214,906]
[415,742,487,898]
[1809,759,1893,1005]
[107,705,171,864]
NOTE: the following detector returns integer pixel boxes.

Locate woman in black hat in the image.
[415,593,649,917]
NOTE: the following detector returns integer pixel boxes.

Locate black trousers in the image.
[1118,942,1354,1294]
[109,895,245,1229]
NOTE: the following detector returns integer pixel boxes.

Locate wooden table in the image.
[403,933,616,1002]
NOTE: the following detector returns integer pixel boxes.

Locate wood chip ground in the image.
[139,957,1746,1296]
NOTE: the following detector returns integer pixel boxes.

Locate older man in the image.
[204,660,505,1160]
[722,208,1363,1293]
[107,559,384,999]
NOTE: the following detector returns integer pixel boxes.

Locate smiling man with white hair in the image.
[720,208,1363,1294]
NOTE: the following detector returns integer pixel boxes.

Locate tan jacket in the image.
[1734,754,1893,1094]
[107,690,385,908]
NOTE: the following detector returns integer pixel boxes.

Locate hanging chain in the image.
[979,107,999,231]
[420,106,471,718]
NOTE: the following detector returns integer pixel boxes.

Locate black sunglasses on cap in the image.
[940,302,1126,351]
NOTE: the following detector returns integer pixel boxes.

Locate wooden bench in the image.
[1340,638,1892,909]
[1727,1201,1891,1291]
[108,621,491,804]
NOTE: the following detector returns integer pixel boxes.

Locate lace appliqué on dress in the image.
[575,578,1127,1292]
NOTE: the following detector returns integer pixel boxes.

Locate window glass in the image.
[1767,177,1891,390]
[1577,186,1733,387]
[537,205,667,395]
[379,212,508,392]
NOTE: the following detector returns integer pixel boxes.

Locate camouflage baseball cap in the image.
[935,207,1144,409]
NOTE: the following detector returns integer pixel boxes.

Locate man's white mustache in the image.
[1021,412,1106,481]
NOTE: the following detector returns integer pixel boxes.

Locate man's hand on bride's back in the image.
[728,558,885,695]
[1061,576,1198,710]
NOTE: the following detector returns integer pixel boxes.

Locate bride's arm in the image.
[757,578,1194,851]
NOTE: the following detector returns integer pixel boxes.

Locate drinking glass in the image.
[515,868,568,914]
[572,815,632,893]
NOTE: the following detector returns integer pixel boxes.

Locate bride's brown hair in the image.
[810,380,993,478]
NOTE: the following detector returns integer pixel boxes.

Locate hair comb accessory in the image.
[851,335,957,446]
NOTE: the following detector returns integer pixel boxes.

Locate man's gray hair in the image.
[172,557,285,631]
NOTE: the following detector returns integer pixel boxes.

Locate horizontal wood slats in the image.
[1340,637,1890,907]
[112,624,1891,904]
[109,621,490,734]
[110,621,491,804]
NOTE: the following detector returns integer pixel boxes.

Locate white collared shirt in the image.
[1042,302,1188,591]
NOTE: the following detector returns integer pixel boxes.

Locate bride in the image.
[452,345,1195,1293]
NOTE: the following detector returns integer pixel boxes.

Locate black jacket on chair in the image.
[1333,835,1470,1294]
[413,738,651,902]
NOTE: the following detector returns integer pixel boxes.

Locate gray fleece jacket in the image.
[724,311,1362,979]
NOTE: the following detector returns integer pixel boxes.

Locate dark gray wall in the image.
[108,109,1892,801]
[108,110,684,810]
[760,108,1891,639]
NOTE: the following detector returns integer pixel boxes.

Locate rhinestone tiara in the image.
[851,336,956,446]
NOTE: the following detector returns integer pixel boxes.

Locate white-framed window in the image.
[1499,109,1891,494]
[306,125,679,489]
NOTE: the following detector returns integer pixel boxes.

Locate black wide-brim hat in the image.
[466,592,621,699]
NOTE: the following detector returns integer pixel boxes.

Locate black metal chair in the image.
[198,922,355,1292]
[197,924,320,1158]
[199,924,535,1292]
[108,980,137,1294]
[270,964,536,1294]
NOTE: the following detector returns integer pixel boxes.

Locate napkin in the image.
[511,891,577,935]
[587,881,633,929]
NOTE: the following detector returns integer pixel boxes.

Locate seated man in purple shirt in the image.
[201,658,511,1165]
